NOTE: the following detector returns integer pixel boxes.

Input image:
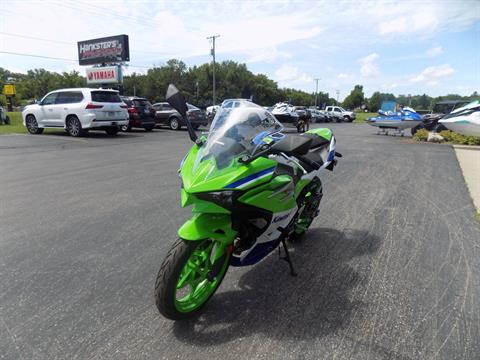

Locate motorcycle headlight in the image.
[196,190,235,210]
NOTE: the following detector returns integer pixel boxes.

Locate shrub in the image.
[439,130,480,146]
[412,128,429,141]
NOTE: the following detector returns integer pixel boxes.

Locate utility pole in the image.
[196,81,199,104]
[336,90,340,104]
[207,34,220,105]
[314,78,320,108]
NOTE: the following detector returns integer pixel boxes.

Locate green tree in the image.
[342,85,364,109]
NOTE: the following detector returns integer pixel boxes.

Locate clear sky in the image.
[0,0,479,100]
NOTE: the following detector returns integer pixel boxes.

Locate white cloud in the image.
[410,64,455,85]
[337,73,350,79]
[359,53,380,78]
[378,11,439,36]
[274,64,312,87]
[425,46,443,57]
[245,48,292,63]
[382,83,398,90]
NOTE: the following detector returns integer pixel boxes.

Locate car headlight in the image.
[196,190,235,210]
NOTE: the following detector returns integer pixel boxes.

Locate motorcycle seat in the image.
[301,133,330,150]
[270,134,312,156]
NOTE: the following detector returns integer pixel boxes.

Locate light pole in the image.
[207,34,220,105]
[336,90,340,104]
[314,78,320,108]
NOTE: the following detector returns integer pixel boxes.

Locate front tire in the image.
[25,115,44,134]
[169,117,181,130]
[155,238,230,320]
[121,124,131,132]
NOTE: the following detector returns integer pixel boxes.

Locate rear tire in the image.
[144,125,154,132]
[105,127,119,136]
[121,124,131,132]
[4,115,10,125]
[155,238,230,320]
[25,115,44,134]
[66,116,83,137]
[169,117,181,130]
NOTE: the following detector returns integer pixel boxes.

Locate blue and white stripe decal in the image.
[225,166,276,189]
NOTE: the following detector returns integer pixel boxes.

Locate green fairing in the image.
[180,144,277,193]
[294,178,311,199]
[306,128,332,141]
[238,175,296,213]
[178,213,237,243]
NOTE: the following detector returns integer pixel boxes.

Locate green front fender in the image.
[178,213,237,244]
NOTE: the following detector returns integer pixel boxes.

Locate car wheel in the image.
[5,115,10,125]
[169,117,181,130]
[66,116,83,137]
[343,116,351,122]
[121,124,131,132]
[105,127,119,136]
[25,115,44,134]
[144,125,154,132]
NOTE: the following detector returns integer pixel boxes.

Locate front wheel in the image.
[155,238,231,320]
[169,117,181,130]
[25,115,44,134]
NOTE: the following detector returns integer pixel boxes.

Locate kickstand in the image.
[280,238,297,277]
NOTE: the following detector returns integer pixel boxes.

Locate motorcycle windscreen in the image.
[192,106,283,179]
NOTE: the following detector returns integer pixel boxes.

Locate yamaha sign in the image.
[86,66,122,85]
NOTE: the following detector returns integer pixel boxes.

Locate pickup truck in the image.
[325,106,356,122]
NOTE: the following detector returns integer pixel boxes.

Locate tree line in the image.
[1,60,477,111]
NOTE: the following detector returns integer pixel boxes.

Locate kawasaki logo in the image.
[273,214,289,223]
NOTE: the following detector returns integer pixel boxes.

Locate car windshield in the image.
[194,104,283,170]
[91,91,122,103]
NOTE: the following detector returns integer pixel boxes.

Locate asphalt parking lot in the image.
[1,124,479,360]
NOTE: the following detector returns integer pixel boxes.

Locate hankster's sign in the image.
[78,35,129,65]
[86,66,123,85]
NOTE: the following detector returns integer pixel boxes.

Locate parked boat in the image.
[367,101,423,136]
[439,100,480,137]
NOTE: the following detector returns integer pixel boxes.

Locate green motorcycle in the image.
[155,85,342,320]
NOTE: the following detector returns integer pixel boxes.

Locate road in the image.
[1,124,479,360]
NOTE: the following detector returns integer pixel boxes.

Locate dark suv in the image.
[152,102,208,130]
[120,96,156,131]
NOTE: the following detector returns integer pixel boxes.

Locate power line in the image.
[0,32,73,45]
[0,50,77,62]
[0,50,151,69]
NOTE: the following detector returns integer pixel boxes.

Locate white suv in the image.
[22,88,129,136]
[325,106,356,122]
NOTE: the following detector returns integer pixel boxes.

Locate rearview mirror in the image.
[165,84,188,117]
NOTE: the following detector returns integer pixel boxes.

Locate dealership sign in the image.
[78,35,129,65]
[86,66,123,85]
